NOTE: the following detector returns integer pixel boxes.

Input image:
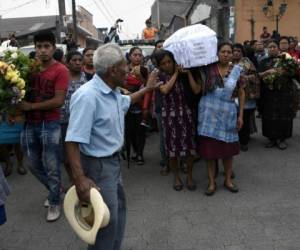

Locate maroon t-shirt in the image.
[26,62,69,122]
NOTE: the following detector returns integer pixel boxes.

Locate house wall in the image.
[235,0,300,42]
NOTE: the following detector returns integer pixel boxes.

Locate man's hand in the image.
[74,175,100,203]
[19,101,32,111]
[237,116,243,131]
[146,69,162,90]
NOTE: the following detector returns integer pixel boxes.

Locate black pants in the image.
[125,112,146,158]
[238,109,255,145]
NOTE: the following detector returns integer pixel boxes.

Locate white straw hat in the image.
[63,186,110,245]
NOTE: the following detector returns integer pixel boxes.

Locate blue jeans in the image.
[80,153,126,250]
[21,121,61,205]
[156,112,167,166]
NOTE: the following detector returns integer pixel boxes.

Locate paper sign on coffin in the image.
[163,24,218,68]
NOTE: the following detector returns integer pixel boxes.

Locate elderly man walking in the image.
[65,44,159,250]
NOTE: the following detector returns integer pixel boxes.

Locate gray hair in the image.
[93,44,125,75]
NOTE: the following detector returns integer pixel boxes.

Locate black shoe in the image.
[205,182,217,196]
[224,181,239,193]
[186,179,197,191]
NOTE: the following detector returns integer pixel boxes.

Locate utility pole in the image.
[157,0,160,28]
[58,0,66,43]
[72,0,78,44]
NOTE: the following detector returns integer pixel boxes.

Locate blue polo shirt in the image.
[65,74,131,157]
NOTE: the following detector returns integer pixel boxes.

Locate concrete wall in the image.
[235,0,300,42]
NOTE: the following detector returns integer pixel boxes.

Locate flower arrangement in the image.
[0,48,35,114]
[264,52,300,90]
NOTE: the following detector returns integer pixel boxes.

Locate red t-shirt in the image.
[26,62,69,122]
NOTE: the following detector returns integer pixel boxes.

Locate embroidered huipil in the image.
[197,65,242,143]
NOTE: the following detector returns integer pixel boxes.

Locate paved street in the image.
[1,115,300,250]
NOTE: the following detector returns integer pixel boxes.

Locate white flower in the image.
[0,47,5,57]
[282,52,292,59]
[7,46,17,52]
[11,52,18,59]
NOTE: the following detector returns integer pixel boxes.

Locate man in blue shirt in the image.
[65,44,159,250]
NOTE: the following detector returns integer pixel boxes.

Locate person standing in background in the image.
[82,48,95,81]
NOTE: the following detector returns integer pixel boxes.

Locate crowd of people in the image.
[1,28,300,250]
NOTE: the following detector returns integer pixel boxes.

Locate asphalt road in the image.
[1,115,300,250]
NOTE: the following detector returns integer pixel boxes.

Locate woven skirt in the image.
[197,136,240,160]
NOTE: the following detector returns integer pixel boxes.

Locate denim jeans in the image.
[21,121,61,205]
[156,112,167,166]
[80,153,126,250]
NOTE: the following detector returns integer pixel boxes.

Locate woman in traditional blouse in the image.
[258,40,298,150]
[195,43,246,196]
[155,49,199,191]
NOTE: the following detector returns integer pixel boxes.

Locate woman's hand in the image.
[237,116,243,131]
[178,66,190,74]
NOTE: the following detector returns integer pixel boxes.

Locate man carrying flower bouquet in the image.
[19,31,68,222]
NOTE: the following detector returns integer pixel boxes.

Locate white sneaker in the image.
[46,205,61,222]
[44,199,50,208]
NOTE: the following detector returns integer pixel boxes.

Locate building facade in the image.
[234,0,300,42]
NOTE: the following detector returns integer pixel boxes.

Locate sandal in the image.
[224,181,239,193]
[205,182,217,196]
[173,178,183,191]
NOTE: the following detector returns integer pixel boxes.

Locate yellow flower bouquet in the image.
[0,48,35,114]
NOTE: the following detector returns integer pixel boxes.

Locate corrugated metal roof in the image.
[0,15,58,38]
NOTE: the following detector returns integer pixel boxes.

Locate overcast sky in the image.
[0,0,155,39]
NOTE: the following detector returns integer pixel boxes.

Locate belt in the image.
[81,151,120,159]
[103,151,120,159]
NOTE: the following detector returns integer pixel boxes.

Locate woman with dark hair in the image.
[60,50,87,179]
[232,43,260,151]
[124,47,150,165]
[279,36,290,53]
[258,40,298,149]
[155,49,199,191]
[195,42,246,196]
